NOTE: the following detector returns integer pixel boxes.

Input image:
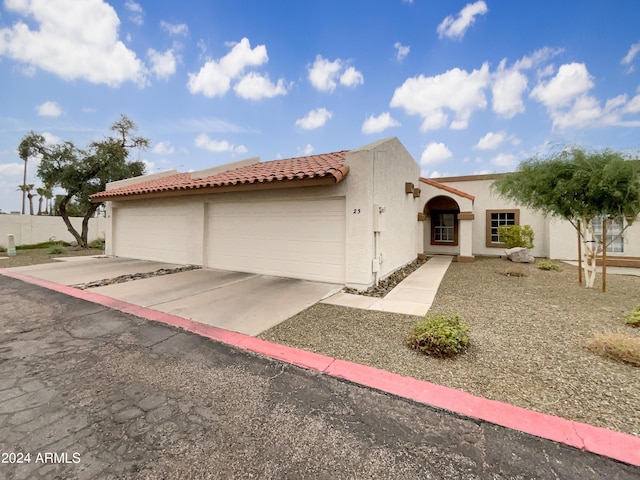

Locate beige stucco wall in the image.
[436,179,549,257]
[344,138,422,288]
[548,217,640,260]
[0,214,106,247]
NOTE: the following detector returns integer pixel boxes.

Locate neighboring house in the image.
[91,137,640,290]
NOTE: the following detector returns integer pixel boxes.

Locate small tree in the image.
[18,115,148,247]
[491,148,640,290]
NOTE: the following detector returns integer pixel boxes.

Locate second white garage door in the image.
[206,198,345,283]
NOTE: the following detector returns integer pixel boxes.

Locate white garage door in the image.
[206,198,345,283]
[113,203,190,264]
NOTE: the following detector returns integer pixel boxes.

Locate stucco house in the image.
[91,137,640,290]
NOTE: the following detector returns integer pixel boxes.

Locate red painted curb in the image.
[2,268,639,467]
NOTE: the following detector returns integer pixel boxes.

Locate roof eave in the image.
[90,168,349,203]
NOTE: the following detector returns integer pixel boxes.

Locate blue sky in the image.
[1,0,640,213]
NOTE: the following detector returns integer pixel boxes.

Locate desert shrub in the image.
[625,306,640,328]
[89,237,105,249]
[498,224,534,249]
[407,312,470,358]
[500,265,529,277]
[536,259,562,271]
[0,245,6,253]
[584,332,640,367]
[48,244,65,255]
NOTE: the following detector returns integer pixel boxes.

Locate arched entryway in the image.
[423,195,460,254]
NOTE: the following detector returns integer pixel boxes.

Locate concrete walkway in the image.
[322,255,453,316]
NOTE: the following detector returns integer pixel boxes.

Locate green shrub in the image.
[17,241,70,250]
[48,244,65,255]
[625,306,640,328]
[498,224,534,249]
[0,245,6,253]
[536,259,562,271]
[407,312,470,358]
[89,237,105,249]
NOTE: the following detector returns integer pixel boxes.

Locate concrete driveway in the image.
[9,257,341,336]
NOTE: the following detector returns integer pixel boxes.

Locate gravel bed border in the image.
[259,257,640,437]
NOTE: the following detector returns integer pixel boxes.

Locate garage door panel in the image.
[207,198,345,283]
[114,205,190,264]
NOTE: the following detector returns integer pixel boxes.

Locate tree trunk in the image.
[577,220,583,286]
[27,193,34,216]
[21,161,27,215]
[58,196,86,247]
[37,196,43,216]
[602,218,607,293]
[580,219,598,288]
[81,203,100,248]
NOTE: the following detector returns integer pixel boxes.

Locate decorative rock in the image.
[505,247,535,263]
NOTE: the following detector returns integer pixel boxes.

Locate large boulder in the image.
[505,247,534,263]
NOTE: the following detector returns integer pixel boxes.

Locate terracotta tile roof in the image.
[91,151,349,200]
[419,177,475,201]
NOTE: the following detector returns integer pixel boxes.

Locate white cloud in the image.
[528,62,635,129]
[475,131,506,150]
[621,41,640,73]
[394,42,410,62]
[42,132,61,145]
[295,108,333,130]
[142,159,155,172]
[420,142,453,166]
[491,61,528,118]
[234,72,288,100]
[530,63,594,108]
[299,144,314,155]
[308,55,342,92]
[361,112,400,134]
[390,63,490,131]
[0,0,147,87]
[148,49,176,80]
[194,134,247,154]
[624,89,640,114]
[152,141,175,155]
[437,1,488,40]
[0,162,24,176]
[125,0,144,25]
[491,48,564,119]
[187,38,269,98]
[160,21,188,37]
[340,66,364,87]
[490,153,517,168]
[36,101,62,117]
[308,55,363,93]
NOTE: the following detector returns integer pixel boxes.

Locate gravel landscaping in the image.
[259,257,640,437]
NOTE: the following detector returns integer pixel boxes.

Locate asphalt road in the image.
[1,275,638,479]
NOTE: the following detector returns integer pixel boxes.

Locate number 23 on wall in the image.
[353,208,361,214]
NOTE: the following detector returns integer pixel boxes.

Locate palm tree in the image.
[43,184,54,215]
[36,187,46,215]
[17,184,35,215]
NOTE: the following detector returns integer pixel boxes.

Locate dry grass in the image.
[260,257,640,437]
[585,332,640,367]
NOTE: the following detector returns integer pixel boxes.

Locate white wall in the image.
[548,217,640,260]
[343,138,422,288]
[0,214,106,247]
[436,178,549,257]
